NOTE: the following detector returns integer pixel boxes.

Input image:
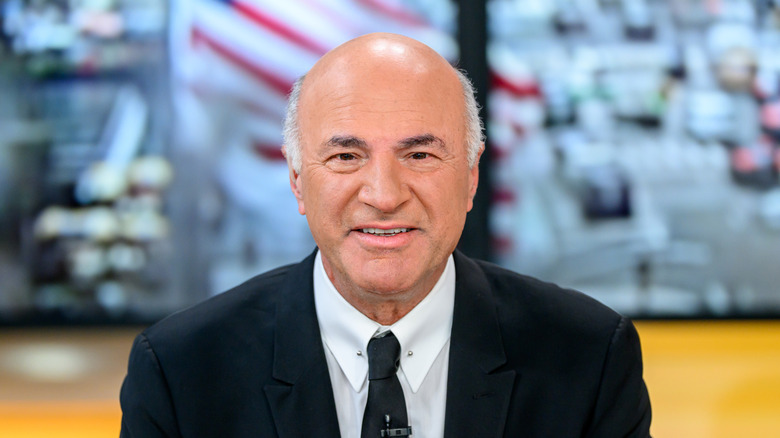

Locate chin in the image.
[360,267,424,295]
[358,274,415,295]
[353,266,418,294]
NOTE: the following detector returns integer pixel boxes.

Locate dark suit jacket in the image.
[120,250,651,437]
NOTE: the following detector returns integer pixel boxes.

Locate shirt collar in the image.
[313,251,455,393]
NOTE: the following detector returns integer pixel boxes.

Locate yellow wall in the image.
[637,321,780,438]
[1,322,779,437]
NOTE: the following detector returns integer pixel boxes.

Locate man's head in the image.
[283,33,484,323]
[283,65,484,174]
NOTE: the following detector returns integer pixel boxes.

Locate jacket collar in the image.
[264,250,341,438]
[444,251,516,438]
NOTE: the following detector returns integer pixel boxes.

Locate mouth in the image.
[358,227,412,237]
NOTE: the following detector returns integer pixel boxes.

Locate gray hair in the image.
[282,69,484,173]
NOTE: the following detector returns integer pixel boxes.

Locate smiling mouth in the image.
[359,227,412,236]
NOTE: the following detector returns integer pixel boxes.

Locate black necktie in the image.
[361,331,412,437]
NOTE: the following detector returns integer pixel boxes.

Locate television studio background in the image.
[0,0,779,436]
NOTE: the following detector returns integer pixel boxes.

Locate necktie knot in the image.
[367,332,401,380]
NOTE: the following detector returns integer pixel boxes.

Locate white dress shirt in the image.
[313,251,456,438]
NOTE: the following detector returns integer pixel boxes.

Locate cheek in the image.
[303,176,352,224]
[422,176,471,222]
[444,171,473,205]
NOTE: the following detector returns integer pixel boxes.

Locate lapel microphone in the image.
[380,414,412,437]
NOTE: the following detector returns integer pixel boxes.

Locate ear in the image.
[283,146,306,215]
[466,144,484,212]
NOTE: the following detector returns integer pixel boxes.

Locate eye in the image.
[410,152,429,160]
[336,153,356,161]
[325,151,362,172]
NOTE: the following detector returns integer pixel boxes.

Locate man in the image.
[120,33,651,438]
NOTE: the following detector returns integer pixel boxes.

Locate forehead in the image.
[298,60,465,145]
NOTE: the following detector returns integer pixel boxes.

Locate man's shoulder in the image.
[142,260,302,348]
[465,255,625,335]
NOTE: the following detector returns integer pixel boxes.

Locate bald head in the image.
[306,33,457,90]
[283,33,483,173]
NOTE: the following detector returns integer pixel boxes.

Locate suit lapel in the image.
[264,251,341,438]
[444,252,516,438]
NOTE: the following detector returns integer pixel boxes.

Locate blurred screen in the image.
[0,0,458,323]
[0,0,171,322]
[487,0,780,317]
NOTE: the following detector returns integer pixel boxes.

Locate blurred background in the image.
[0,0,779,436]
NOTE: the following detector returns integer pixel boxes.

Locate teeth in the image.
[361,227,410,236]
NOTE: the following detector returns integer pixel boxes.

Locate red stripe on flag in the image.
[232,0,330,55]
[187,83,281,119]
[299,0,362,35]
[492,187,517,204]
[191,27,293,95]
[253,141,287,161]
[355,0,426,27]
[491,72,541,98]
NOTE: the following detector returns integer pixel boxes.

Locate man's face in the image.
[289,44,480,308]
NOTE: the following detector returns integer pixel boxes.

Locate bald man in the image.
[120,33,651,438]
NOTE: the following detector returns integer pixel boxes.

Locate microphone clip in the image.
[380,414,412,437]
[380,427,412,437]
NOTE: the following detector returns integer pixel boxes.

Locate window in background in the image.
[487,0,780,317]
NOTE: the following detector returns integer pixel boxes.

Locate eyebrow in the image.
[398,134,446,150]
[323,133,446,150]
[325,136,367,149]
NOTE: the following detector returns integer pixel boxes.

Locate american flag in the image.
[171,0,457,158]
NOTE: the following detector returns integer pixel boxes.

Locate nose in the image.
[357,157,411,213]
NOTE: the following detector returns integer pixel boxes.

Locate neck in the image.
[325,263,446,326]
[330,277,430,326]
